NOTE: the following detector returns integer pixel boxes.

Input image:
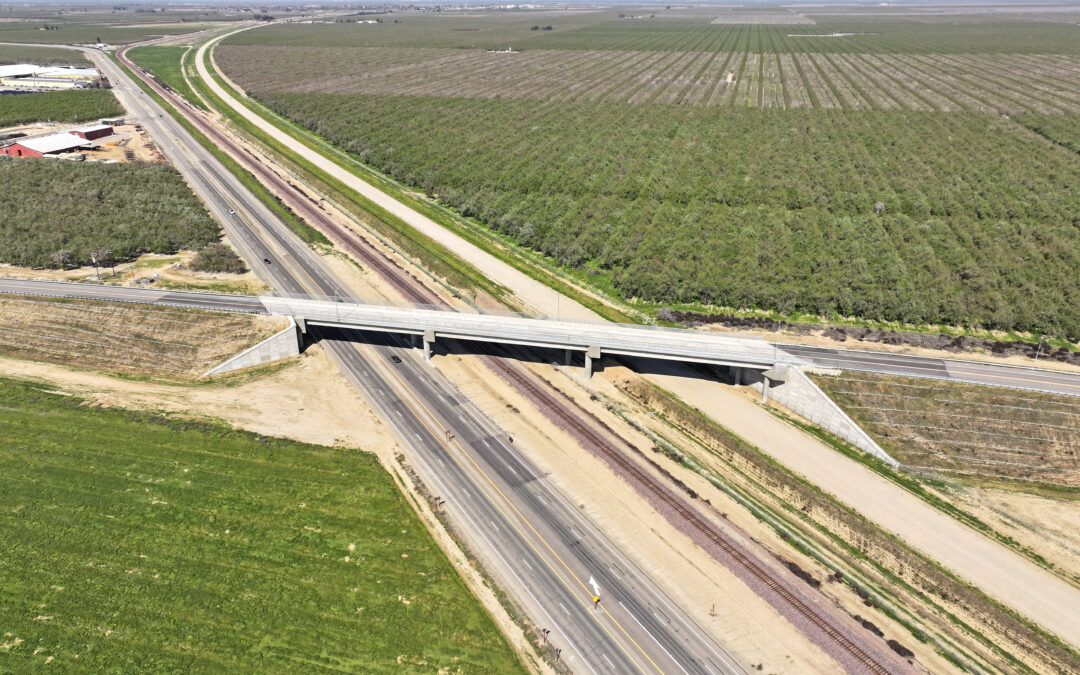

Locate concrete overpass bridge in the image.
[260,295,802,382]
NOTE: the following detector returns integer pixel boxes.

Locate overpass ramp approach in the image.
[259,295,803,375]
[3,279,1078,396]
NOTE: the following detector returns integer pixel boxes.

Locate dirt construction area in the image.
[0,246,269,295]
[0,122,162,163]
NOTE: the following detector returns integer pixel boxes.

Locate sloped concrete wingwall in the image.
[204,317,301,377]
[739,366,898,467]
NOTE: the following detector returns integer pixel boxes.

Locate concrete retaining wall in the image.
[204,317,301,377]
[737,365,898,467]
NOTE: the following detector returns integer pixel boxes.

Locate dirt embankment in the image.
[659,308,1080,366]
[615,374,1080,675]
[0,294,282,378]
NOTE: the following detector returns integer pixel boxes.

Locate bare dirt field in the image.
[949,486,1080,584]
[85,123,164,163]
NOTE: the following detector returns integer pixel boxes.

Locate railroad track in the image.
[485,347,893,675]
[122,45,893,674]
[117,46,438,308]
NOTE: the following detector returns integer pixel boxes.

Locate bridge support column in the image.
[584,345,601,379]
[423,329,435,362]
[295,316,307,334]
[565,349,573,367]
[761,376,770,402]
[411,333,420,350]
[732,366,742,387]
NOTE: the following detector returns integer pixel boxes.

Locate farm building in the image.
[0,76,82,90]
[72,124,113,141]
[0,64,41,79]
[0,132,90,158]
[0,64,100,91]
[35,67,100,81]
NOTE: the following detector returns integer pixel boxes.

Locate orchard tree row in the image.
[262,93,1080,339]
[0,159,218,269]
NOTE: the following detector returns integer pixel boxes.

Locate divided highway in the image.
[89,36,744,674]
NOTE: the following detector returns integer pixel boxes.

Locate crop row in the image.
[240,86,1080,338]
[218,45,1080,113]
[227,16,1080,55]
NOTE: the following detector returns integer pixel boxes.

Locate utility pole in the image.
[1034,337,1047,365]
[91,251,100,281]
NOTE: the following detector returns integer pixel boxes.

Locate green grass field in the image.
[127,45,205,110]
[0,88,122,128]
[0,44,87,66]
[0,377,523,671]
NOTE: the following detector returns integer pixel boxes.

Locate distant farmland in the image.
[218,9,1080,339]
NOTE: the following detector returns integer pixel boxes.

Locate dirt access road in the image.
[197,31,1080,648]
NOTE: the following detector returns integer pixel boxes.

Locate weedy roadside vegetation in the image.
[611,374,1080,674]
[0,377,524,671]
[0,295,277,378]
[815,372,1080,492]
[127,45,206,110]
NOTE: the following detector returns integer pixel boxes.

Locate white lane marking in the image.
[589,576,602,597]
[437,458,446,468]
[550,486,740,673]
[489,520,499,532]
[401,441,598,675]
[620,601,692,675]
[415,433,422,442]
[522,558,532,571]
[559,602,570,616]
[396,410,403,418]
[602,653,615,669]
[609,566,620,577]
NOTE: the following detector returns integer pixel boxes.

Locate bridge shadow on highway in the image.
[308,325,739,385]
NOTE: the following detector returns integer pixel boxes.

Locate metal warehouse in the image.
[0,132,90,158]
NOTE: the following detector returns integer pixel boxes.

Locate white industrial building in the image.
[0,63,101,90]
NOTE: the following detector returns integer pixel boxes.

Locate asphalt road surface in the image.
[780,344,1080,397]
[0,278,265,313]
[54,38,741,674]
